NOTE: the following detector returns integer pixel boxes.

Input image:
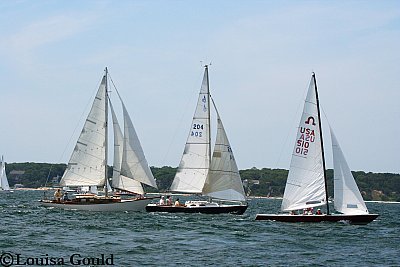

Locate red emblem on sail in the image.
[305,116,316,126]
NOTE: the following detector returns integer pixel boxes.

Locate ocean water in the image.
[0,191,398,267]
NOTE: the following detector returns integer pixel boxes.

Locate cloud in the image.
[0,1,398,173]
[0,12,98,72]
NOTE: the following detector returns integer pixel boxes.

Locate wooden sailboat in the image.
[41,68,158,211]
[0,156,12,192]
[146,66,248,214]
[255,73,379,224]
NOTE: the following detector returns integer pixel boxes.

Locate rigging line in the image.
[108,71,122,101]
[109,69,153,112]
[320,105,333,131]
[45,72,106,187]
[161,73,202,167]
[274,77,311,169]
[210,95,220,118]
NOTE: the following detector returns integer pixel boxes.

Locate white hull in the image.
[40,198,153,211]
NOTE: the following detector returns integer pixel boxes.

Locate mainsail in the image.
[0,156,10,191]
[331,128,369,215]
[110,102,144,194]
[281,74,327,211]
[203,111,246,201]
[170,68,211,193]
[60,69,156,193]
[60,75,107,187]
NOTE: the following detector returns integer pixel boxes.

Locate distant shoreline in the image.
[12,189,400,204]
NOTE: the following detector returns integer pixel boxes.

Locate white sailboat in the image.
[256,73,378,224]
[41,68,158,211]
[0,156,11,192]
[146,65,248,214]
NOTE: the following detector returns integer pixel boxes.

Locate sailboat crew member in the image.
[54,189,63,203]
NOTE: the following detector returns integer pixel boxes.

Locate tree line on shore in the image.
[5,162,400,201]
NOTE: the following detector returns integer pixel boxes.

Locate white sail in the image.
[120,103,157,188]
[60,75,107,187]
[331,128,369,215]
[110,101,122,187]
[0,156,10,191]
[106,178,112,193]
[110,101,144,194]
[170,68,211,193]
[203,112,246,201]
[90,185,98,194]
[281,74,327,212]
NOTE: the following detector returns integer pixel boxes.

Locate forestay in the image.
[170,69,211,193]
[203,112,246,201]
[331,128,369,215]
[281,75,327,211]
[60,76,107,187]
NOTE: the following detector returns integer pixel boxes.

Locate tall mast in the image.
[104,67,109,198]
[313,72,330,215]
[205,65,212,169]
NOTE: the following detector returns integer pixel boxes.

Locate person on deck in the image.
[166,196,172,205]
[307,207,313,215]
[159,196,165,205]
[54,189,63,203]
[316,209,322,215]
[63,191,69,201]
[174,198,181,206]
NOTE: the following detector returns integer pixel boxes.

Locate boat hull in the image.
[146,203,248,215]
[255,213,379,224]
[40,197,154,212]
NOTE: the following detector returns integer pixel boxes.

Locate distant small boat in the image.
[255,73,379,224]
[40,68,158,211]
[0,156,12,192]
[146,65,248,215]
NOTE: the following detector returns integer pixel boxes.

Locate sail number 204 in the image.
[191,124,204,137]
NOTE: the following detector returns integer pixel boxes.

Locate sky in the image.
[0,1,399,173]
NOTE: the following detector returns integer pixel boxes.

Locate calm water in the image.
[0,191,398,266]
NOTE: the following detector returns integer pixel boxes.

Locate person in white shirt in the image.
[159,196,165,205]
